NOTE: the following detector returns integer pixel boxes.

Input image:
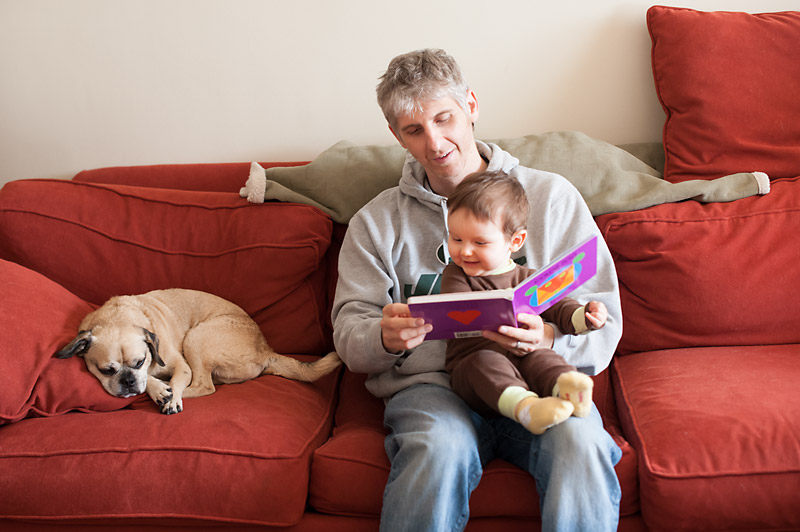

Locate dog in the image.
[55,288,342,414]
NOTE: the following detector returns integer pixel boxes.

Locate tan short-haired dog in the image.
[56,288,341,414]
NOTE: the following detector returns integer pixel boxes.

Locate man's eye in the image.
[99,366,117,376]
[132,358,145,369]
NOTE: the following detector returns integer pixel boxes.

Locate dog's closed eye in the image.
[100,358,145,375]
[98,366,117,377]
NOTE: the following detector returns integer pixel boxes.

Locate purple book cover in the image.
[408,236,598,340]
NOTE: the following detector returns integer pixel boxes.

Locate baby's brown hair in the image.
[447,171,528,239]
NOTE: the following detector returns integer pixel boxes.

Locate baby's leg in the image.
[448,349,525,417]
[517,348,593,418]
[449,348,575,434]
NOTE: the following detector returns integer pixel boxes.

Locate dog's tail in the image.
[264,351,343,382]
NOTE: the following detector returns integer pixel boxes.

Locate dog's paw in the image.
[147,379,173,405]
[159,396,183,415]
[146,378,184,414]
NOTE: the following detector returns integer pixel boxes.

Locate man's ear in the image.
[466,90,480,124]
[510,229,527,253]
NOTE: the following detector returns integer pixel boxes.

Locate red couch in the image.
[0,162,639,532]
[1,6,799,532]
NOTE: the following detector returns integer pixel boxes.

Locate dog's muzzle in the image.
[117,369,143,397]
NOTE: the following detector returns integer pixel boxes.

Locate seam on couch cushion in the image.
[1,209,325,257]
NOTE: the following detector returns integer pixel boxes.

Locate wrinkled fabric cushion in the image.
[612,346,800,532]
[648,6,800,183]
[310,372,640,519]
[0,366,340,525]
[0,179,332,355]
[251,133,764,224]
[597,176,800,354]
[0,259,137,425]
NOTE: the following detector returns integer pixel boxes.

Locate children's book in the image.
[408,236,598,340]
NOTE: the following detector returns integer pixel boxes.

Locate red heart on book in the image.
[447,310,481,325]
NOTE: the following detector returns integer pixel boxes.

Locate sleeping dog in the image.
[56,288,341,414]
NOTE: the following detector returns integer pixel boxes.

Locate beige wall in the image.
[1,0,796,186]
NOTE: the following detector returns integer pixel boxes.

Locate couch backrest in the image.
[0,176,334,355]
[73,161,308,192]
[596,176,800,354]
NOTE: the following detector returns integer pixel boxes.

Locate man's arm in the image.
[541,182,622,374]
[331,212,430,373]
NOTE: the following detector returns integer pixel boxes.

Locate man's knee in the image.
[407,415,480,461]
[541,408,618,463]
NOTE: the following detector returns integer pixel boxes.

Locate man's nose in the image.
[425,129,443,151]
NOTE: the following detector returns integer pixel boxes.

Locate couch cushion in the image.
[612,346,800,532]
[648,6,800,183]
[0,259,137,425]
[597,176,800,355]
[0,179,333,355]
[0,364,340,526]
[309,371,640,519]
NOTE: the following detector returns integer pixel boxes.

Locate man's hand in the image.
[380,303,433,353]
[482,312,554,357]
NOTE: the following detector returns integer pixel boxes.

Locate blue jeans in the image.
[381,383,622,532]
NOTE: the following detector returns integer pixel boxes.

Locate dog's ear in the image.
[143,328,165,367]
[54,330,94,359]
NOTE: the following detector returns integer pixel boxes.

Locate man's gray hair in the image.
[376,49,470,128]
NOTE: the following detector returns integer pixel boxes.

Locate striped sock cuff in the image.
[498,386,537,420]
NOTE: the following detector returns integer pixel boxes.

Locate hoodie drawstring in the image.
[440,198,451,264]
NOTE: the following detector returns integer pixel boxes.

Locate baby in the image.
[442,170,607,434]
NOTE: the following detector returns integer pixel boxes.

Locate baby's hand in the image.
[585,301,608,330]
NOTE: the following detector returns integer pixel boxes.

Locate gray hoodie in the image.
[332,141,622,399]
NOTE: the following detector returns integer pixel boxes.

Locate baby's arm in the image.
[542,298,609,335]
[584,301,608,330]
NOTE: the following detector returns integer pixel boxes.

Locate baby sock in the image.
[553,371,594,418]
[498,386,574,435]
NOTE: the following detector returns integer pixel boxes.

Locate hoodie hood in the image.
[481,141,520,174]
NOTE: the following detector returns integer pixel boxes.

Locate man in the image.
[332,48,622,532]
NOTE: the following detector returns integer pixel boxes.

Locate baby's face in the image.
[447,210,515,277]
